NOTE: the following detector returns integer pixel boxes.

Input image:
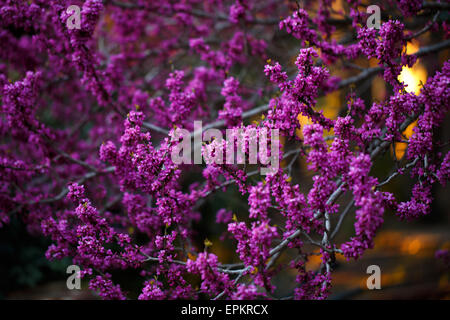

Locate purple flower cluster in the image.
[219,77,244,127]
[0,0,449,300]
[358,20,408,87]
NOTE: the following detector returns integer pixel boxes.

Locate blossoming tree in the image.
[0,0,449,299]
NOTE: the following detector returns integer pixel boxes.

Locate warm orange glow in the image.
[331,0,344,16]
[296,113,312,139]
[393,42,427,160]
[398,42,427,95]
[382,266,406,286]
[393,120,417,160]
[398,64,427,95]
[375,231,439,256]
[405,41,420,55]
[323,91,341,120]
[305,250,322,271]
[407,239,422,255]
[297,91,339,141]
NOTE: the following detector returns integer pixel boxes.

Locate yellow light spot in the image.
[393,42,426,160]
[393,120,417,160]
[204,238,213,247]
[398,41,427,95]
[405,41,420,55]
[297,113,312,139]
[398,64,427,95]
